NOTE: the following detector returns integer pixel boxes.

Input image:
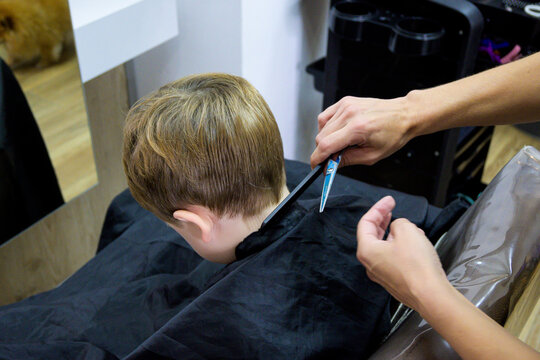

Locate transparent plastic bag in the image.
[369,146,540,359]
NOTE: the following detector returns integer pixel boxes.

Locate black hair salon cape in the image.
[0,161,442,359]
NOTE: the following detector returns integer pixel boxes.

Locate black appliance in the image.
[308,0,485,206]
[308,0,540,206]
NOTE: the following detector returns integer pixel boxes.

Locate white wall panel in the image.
[241,0,328,160]
[70,0,178,82]
[125,0,328,161]
[127,0,243,101]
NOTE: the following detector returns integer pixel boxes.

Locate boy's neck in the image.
[214,185,290,263]
[244,186,291,232]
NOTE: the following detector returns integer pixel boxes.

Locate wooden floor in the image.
[505,263,540,352]
[483,125,540,351]
[13,50,98,202]
[482,125,540,184]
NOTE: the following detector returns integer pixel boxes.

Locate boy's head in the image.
[123,73,287,262]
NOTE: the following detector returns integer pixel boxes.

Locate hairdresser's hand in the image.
[356,196,448,312]
[310,96,417,168]
[357,196,540,360]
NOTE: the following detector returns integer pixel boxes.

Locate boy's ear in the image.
[172,209,213,243]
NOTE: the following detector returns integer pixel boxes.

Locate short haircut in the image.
[123,73,286,224]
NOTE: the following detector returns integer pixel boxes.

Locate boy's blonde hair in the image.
[123,73,286,224]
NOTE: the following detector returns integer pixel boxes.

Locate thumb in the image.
[356,196,395,263]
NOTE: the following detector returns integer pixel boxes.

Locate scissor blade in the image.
[320,153,342,213]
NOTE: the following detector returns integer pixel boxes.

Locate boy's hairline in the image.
[122,73,287,223]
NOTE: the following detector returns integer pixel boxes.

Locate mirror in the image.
[0,0,97,245]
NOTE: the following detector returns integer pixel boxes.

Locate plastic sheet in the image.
[369,146,540,359]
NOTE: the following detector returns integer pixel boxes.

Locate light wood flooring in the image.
[13,50,98,202]
[483,125,540,351]
[505,263,540,352]
[482,125,540,184]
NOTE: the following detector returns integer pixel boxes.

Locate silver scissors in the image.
[261,149,346,229]
[320,150,344,212]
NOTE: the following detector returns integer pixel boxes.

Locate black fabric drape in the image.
[0,59,63,244]
[0,160,445,359]
[124,195,393,359]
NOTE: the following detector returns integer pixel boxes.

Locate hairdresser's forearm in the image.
[416,280,540,360]
[407,52,540,136]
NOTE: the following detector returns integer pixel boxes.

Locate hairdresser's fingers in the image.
[339,146,380,167]
[388,218,445,281]
[317,98,344,131]
[388,218,420,241]
[380,211,393,238]
[319,96,377,131]
[311,126,366,168]
[360,196,395,238]
[311,130,349,167]
[356,196,396,263]
[315,104,350,145]
[366,269,380,284]
[357,198,392,242]
[387,218,415,245]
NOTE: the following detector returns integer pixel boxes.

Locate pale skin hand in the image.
[311,96,416,167]
[357,196,540,360]
[311,51,540,168]
[356,196,446,310]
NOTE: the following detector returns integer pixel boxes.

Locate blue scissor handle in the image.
[320,151,343,213]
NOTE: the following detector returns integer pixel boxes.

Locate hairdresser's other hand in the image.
[310,96,416,168]
[355,196,448,312]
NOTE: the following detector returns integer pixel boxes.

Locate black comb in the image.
[261,164,324,229]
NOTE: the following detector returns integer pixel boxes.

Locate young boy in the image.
[123,73,289,264]
[122,73,392,359]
